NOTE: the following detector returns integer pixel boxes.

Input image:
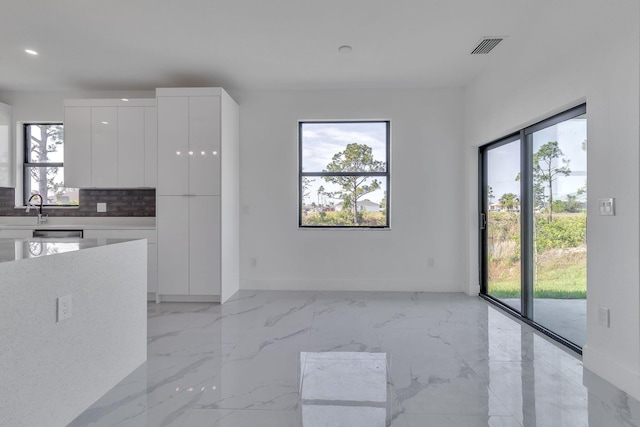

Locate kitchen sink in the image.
[32,229,84,238]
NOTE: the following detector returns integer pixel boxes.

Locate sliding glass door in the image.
[482,136,522,313]
[480,105,587,350]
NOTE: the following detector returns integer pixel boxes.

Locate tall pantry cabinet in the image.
[156,88,239,303]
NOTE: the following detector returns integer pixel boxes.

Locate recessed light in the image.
[101,121,109,125]
[121,98,129,102]
[25,49,38,56]
[338,45,352,54]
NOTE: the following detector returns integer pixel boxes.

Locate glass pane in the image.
[531,114,587,347]
[25,124,64,163]
[25,166,79,205]
[301,122,387,173]
[301,176,387,227]
[486,138,521,312]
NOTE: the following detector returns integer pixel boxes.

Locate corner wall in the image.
[463,1,640,399]
[232,88,468,292]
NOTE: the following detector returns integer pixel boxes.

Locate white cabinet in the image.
[118,107,145,187]
[82,228,157,297]
[0,102,13,187]
[0,229,32,238]
[64,99,157,188]
[156,88,238,302]
[64,107,92,188]
[157,196,220,296]
[157,96,221,196]
[189,196,221,295]
[91,107,118,187]
[156,197,189,295]
[157,96,188,195]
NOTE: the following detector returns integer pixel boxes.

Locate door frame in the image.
[478,103,587,354]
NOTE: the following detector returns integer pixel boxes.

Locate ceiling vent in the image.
[470,38,504,54]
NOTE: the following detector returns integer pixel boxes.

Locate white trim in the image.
[156,294,221,303]
[583,344,640,401]
[240,279,465,293]
[155,87,227,97]
[63,98,156,107]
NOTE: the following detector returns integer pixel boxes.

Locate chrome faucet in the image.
[26,194,47,224]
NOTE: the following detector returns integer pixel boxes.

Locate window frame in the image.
[298,120,391,229]
[22,122,75,207]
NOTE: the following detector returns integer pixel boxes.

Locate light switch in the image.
[598,198,615,216]
[97,202,107,213]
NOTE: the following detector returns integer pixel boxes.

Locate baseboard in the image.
[239,279,464,293]
[583,344,640,401]
[155,294,220,303]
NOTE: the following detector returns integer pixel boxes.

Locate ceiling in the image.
[0,1,595,92]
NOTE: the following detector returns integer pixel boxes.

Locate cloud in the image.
[301,122,387,171]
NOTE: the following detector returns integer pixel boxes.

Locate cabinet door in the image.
[189,196,221,295]
[189,96,221,196]
[64,107,92,188]
[144,106,157,188]
[117,107,145,187]
[157,97,189,195]
[147,243,158,294]
[0,102,12,187]
[91,107,118,187]
[0,229,32,238]
[157,196,190,295]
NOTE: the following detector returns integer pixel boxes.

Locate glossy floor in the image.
[70,291,640,427]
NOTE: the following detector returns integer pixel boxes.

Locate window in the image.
[23,123,78,206]
[299,121,390,228]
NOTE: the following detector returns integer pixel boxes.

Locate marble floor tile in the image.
[181,409,299,427]
[67,290,640,427]
[302,405,386,427]
[300,352,387,402]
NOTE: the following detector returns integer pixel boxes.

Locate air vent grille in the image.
[471,38,503,55]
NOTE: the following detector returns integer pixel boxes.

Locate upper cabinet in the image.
[64,99,157,188]
[0,102,13,187]
[156,93,221,196]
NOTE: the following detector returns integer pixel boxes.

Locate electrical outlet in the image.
[598,198,615,216]
[598,305,610,327]
[57,295,72,322]
[97,202,107,213]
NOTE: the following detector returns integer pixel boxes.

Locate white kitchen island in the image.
[0,238,147,427]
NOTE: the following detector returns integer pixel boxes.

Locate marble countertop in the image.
[0,217,155,230]
[0,224,155,230]
[0,238,140,263]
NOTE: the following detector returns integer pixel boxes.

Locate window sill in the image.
[298,226,391,231]
[16,205,80,210]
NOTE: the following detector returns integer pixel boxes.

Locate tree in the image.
[323,143,385,225]
[487,185,494,205]
[26,124,64,202]
[499,193,520,211]
[301,176,311,206]
[317,185,325,207]
[533,141,571,222]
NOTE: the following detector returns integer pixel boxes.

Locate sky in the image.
[300,122,388,205]
[487,117,587,204]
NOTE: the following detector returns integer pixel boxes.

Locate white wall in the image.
[463,1,640,399]
[232,88,467,292]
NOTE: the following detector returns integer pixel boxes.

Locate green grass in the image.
[489,255,586,299]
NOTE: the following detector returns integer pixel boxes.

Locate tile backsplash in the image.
[0,187,155,217]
